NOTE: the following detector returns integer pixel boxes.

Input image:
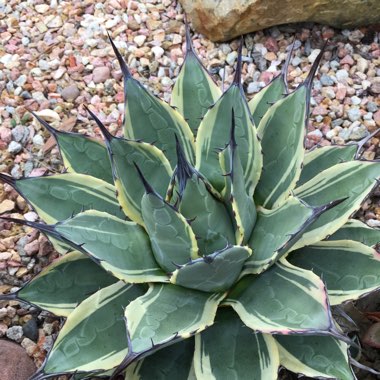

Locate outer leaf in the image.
[124,338,195,380]
[124,283,225,356]
[53,210,168,283]
[225,259,333,334]
[109,37,195,167]
[194,307,279,380]
[196,47,262,194]
[255,50,325,208]
[326,219,380,247]
[275,335,354,380]
[37,282,145,376]
[293,161,380,250]
[171,25,221,134]
[0,251,117,317]
[33,113,113,184]
[297,144,357,187]
[0,173,125,224]
[288,240,380,304]
[88,107,173,226]
[170,245,251,292]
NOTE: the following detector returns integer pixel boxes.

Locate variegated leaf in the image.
[326,219,380,247]
[288,240,380,304]
[194,307,279,380]
[122,284,224,360]
[109,37,195,167]
[275,334,354,380]
[141,187,199,272]
[293,161,380,250]
[171,25,221,134]
[196,44,262,194]
[224,259,333,334]
[244,197,342,275]
[87,107,173,226]
[33,112,113,184]
[255,49,324,208]
[0,251,117,317]
[170,245,251,292]
[37,282,145,376]
[297,144,357,187]
[0,173,125,224]
[244,197,314,275]
[52,210,168,283]
[124,338,195,380]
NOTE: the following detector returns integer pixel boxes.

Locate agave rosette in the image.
[1,26,380,380]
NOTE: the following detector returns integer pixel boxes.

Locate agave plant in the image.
[1,25,380,380]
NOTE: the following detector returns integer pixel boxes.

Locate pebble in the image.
[308,49,321,63]
[32,135,44,147]
[0,199,15,214]
[336,69,349,82]
[61,84,80,101]
[7,141,22,154]
[320,74,334,86]
[347,107,361,122]
[226,51,238,66]
[367,102,378,113]
[134,35,147,47]
[47,15,63,28]
[35,4,50,13]
[93,66,111,83]
[6,326,23,342]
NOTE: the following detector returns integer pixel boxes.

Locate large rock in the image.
[0,340,36,380]
[179,0,380,41]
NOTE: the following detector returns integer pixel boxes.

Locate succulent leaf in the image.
[194,307,279,380]
[0,251,117,317]
[195,44,262,193]
[0,173,124,224]
[124,338,195,380]
[275,334,354,380]
[36,282,145,377]
[33,112,113,184]
[293,161,380,250]
[225,259,333,334]
[141,184,199,272]
[53,210,168,283]
[326,219,380,246]
[288,240,380,304]
[297,144,357,187]
[171,23,222,134]
[123,283,225,357]
[170,245,251,292]
[109,37,195,167]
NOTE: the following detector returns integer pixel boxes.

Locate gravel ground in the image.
[0,0,379,378]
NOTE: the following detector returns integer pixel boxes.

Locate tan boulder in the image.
[179,0,380,41]
[0,340,36,380]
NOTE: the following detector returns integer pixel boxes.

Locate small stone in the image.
[320,74,334,86]
[8,141,22,154]
[52,67,66,80]
[93,66,111,83]
[308,49,321,63]
[0,308,7,318]
[35,4,49,13]
[247,81,261,94]
[350,96,361,105]
[24,240,40,256]
[134,35,146,47]
[21,338,37,356]
[374,110,380,127]
[347,107,361,122]
[367,102,378,113]
[336,69,349,82]
[348,124,368,140]
[367,219,380,228]
[291,56,302,66]
[47,15,63,28]
[356,57,368,73]
[22,318,39,342]
[340,55,354,65]
[161,77,173,87]
[24,212,38,222]
[11,125,27,143]
[0,340,36,380]
[32,134,44,147]
[226,51,238,66]
[0,200,15,214]
[6,326,23,342]
[15,75,27,87]
[0,322,7,337]
[61,84,80,101]
[151,46,164,59]
[312,105,328,116]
